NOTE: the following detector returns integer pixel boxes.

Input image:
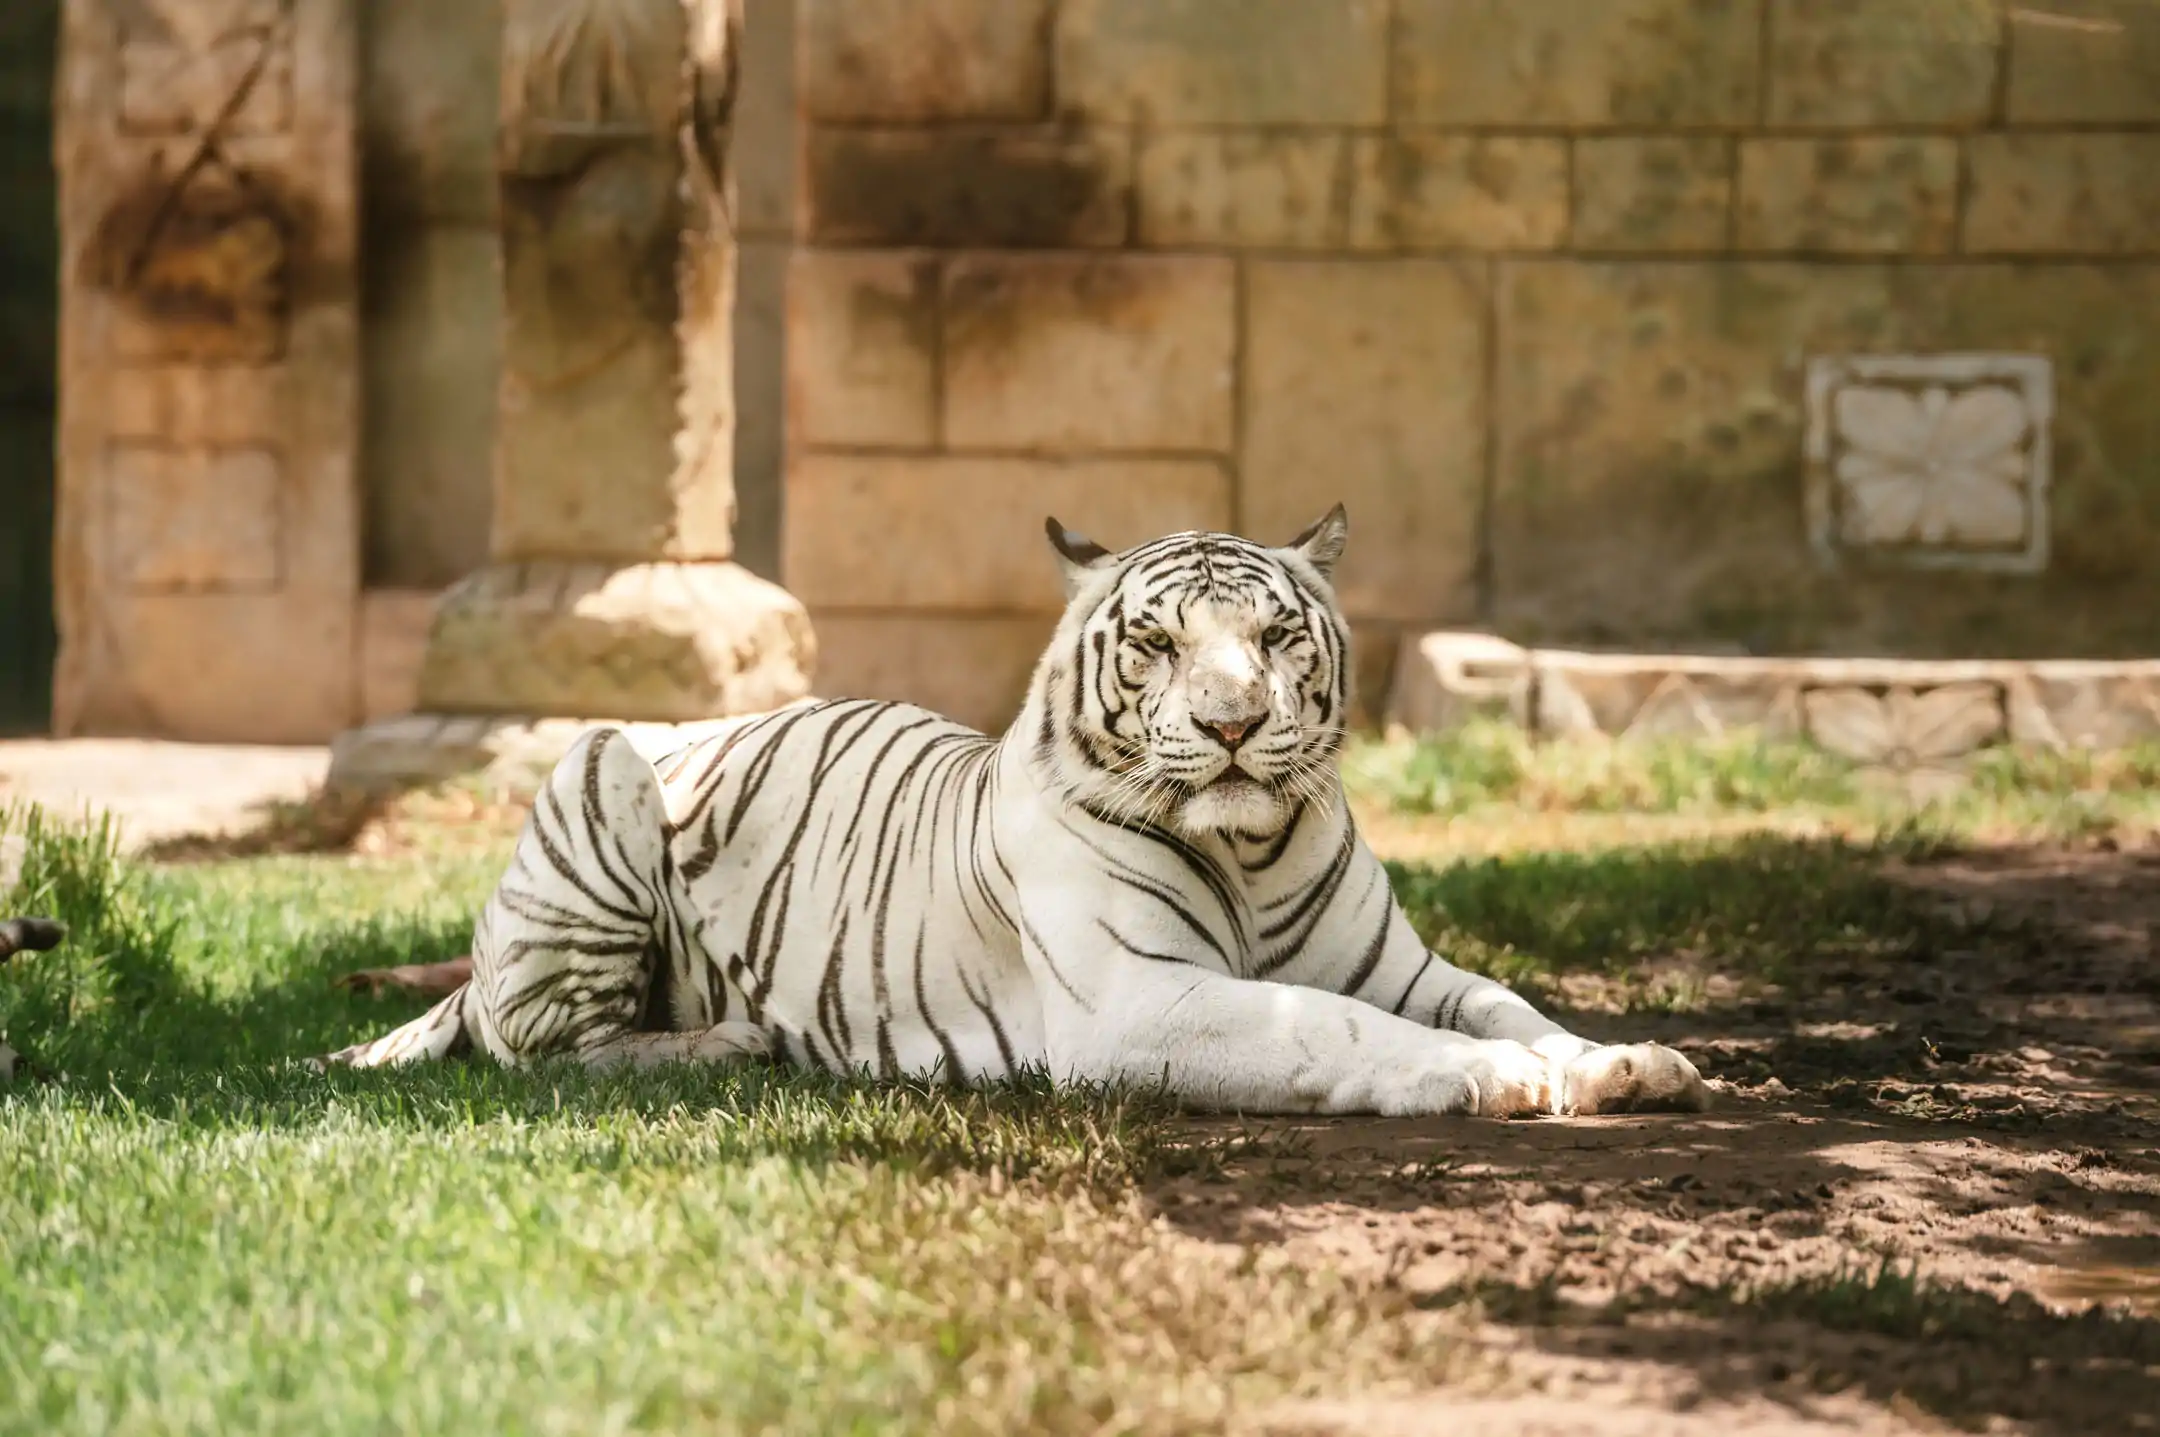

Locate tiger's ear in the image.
[1283,503,1349,580]
[1045,516,1112,598]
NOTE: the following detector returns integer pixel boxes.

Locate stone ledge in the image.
[1386,632,2160,763]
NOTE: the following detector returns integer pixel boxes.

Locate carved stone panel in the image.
[1804,352,2053,575]
[56,0,358,741]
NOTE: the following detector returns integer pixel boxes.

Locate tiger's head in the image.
[1029,507,1353,839]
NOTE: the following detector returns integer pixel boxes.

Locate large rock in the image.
[416,560,815,723]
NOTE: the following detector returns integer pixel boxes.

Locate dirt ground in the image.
[1168,842,2160,1434]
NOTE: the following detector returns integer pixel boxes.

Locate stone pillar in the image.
[54,0,360,742]
[330,0,815,790]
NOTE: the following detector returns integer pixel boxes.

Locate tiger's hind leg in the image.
[460,727,702,1068]
[324,727,768,1075]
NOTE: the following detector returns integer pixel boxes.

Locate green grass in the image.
[0,756,2130,1434]
[0,803,1468,1436]
[1344,721,2160,836]
[1386,829,1970,997]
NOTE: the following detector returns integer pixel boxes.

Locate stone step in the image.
[1386,631,2160,761]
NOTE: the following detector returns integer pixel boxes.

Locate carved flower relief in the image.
[1802,683,2005,771]
[1832,385,2032,549]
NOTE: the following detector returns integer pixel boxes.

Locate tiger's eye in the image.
[1143,631,1176,654]
[1260,624,1290,647]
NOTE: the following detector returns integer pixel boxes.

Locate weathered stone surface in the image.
[1490,261,2160,658]
[1349,136,1569,252]
[803,126,1129,249]
[1964,135,2160,256]
[56,0,360,740]
[326,711,772,795]
[1572,137,1733,252]
[109,444,281,592]
[1530,654,1813,741]
[361,225,497,587]
[1736,138,1959,254]
[493,0,737,566]
[361,0,499,228]
[810,615,1053,734]
[1803,683,2003,767]
[1243,261,1485,624]
[1136,132,1356,250]
[2007,663,2160,749]
[1396,640,2160,754]
[1765,0,1999,127]
[416,561,816,723]
[942,255,1234,452]
[1394,0,1761,126]
[733,0,797,240]
[1057,0,1388,125]
[1346,625,1402,733]
[785,455,1233,612]
[358,589,437,722]
[105,594,357,743]
[786,250,939,448]
[2006,0,2160,123]
[1384,632,1533,736]
[799,0,1051,122]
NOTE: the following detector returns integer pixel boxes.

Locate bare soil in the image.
[1161,842,2160,1434]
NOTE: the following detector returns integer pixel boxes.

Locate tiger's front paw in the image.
[1556,1041,1710,1116]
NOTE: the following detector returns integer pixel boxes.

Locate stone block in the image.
[1393,0,1761,126]
[1242,261,1485,624]
[108,444,281,592]
[1963,135,2160,256]
[784,454,1233,612]
[786,250,939,449]
[358,589,438,723]
[1384,632,1533,735]
[809,615,1054,734]
[1057,0,1388,125]
[2006,662,2160,749]
[1736,138,1959,254]
[1489,260,2160,658]
[1136,132,1357,250]
[2007,0,2160,123]
[1572,137,1733,252]
[416,562,816,723]
[799,0,1051,122]
[803,126,1129,249]
[942,255,1234,452]
[1765,0,1999,127]
[1349,136,1570,252]
[99,594,357,743]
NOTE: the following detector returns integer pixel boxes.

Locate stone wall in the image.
[784,0,2160,734]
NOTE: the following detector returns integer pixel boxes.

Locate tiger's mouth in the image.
[1192,767,1271,798]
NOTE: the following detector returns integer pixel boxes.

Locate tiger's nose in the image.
[1197,715,1262,749]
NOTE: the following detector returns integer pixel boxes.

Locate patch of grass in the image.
[1343,722,1861,818]
[1343,724,2160,842]
[2,805,1472,1435]
[1386,830,1969,990]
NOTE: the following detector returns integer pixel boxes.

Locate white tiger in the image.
[329,509,1708,1118]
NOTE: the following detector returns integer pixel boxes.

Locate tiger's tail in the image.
[318,983,474,1070]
